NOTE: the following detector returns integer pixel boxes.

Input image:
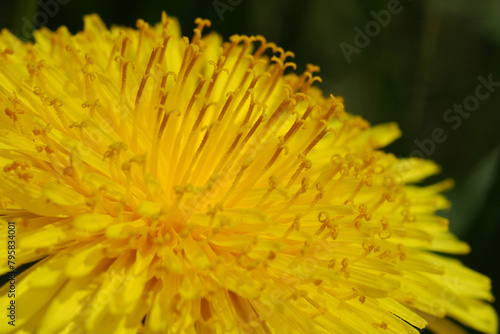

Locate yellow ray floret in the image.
[0,12,497,334]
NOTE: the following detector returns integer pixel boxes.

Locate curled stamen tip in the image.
[306,64,320,72]
[284,51,295,59]
[136,19,149,29]
[194,18,212,28]
[284,62,297,71]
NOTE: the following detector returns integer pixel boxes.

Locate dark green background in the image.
[1,0,499,332]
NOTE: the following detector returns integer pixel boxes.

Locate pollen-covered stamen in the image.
[232,69,269,124]
[323,224,339,240]
[157,34,172,66]
[46,96,69,129]
[256,176,278,208]
[104,142,128,181]
[216,92,235,123]
[252,35,277,59]
[173,101,216,185]
[81,99,101,118]
[192,102,217,135]
[222,35,253,91]
[192,18,212,46]
[180,124,213,186]
[273,177,309,220]
[350,204,369,227]
[120,35,131,58]
[289,64,320,92]
[344,177,368,205]
[218,157,253,206]
[207,95,241,172]
[214,104,266,176]
[167,77,206,189]
[262,53,297,104]
[286,154,312,188]
[309,182,324,208]
[131,46,160,148]
[81,54,98,102]
[121,154,146,211]
[32,87,59,128]
[0,47,14,60]
[261,97,294,135]
[284,104,315,142]
[135,19,150,63]
[340,257,350,278]
[135,47,160,110]
[177,44,202,96]
[400,208,416,224]
[284,126,332,189]
[118,59,134,96]
[68,121,88,142]
[281,214,301,239]
[26,58,45,83]
[259,103,315,179]
[305,126,334,157]
[241,99,260,130]
[3,161,34,183]
[262,135,289,175]
[212,131,243,178]
[367,192,391,215]
[151,72,177,176]
[315,211,332,237]
[4,108,17,122]
[205,56,228,101]
[301,72,323,94]
[62,150,82,182]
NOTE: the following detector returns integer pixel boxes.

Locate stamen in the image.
[213,132,242,175]
[192,18,212,46]
[252,36,276,59]
[219,158,253,206]
[341,257,350,278]
[286,155,312,188]
[204,56,228,101]
[222,35,252,91]
[262,56,296,104]
[81,99,100,118]
[131,47,160,148]
[178,46,201,94]
[135,19,149,63]
[274,177,308,219]
[135,47,160,110]
[344,178,366,205]
[0,47,14,60]
[119,61,134,95]
[281,214,301,240]
[256,176,278,208]
[181,125,213,185]
[303,126,333,157]
[157,35,172,67]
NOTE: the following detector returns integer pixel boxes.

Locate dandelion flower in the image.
[0,13,497,334]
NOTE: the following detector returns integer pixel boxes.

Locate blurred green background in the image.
[1,0,499,332]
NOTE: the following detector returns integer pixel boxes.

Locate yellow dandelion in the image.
[0,12,497,334]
